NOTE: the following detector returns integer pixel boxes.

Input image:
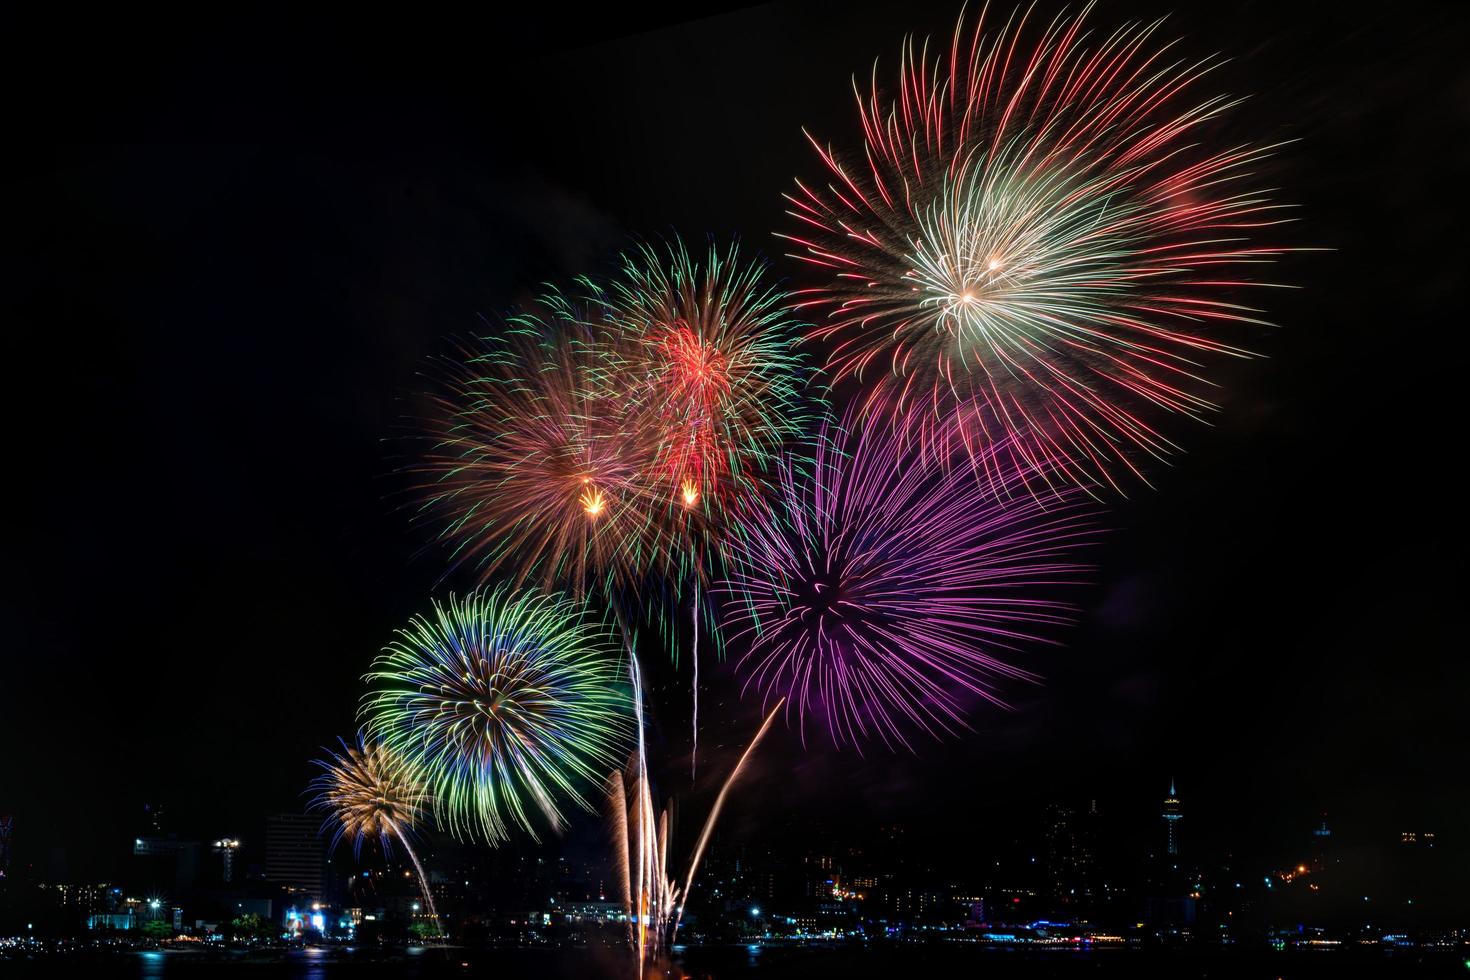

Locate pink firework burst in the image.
[785,6,1293,492]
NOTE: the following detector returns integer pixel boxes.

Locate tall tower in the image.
[1309,815,1332,871]
[1161,779,1182,857]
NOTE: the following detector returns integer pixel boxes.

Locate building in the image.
[212,838,241,884]
[1043,802,1097,913]
[51,882,122,920]
[266,813,325,898]
[133,835,203,896]
[0,815,12,878]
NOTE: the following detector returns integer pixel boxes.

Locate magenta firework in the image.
[718,417,1098,751]
[785,7,1291,491]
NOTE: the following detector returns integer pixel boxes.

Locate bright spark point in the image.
[581,486,606,517]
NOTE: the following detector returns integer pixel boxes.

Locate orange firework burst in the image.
[310,735,428,852]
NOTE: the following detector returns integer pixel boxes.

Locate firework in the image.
[309,734,441,933]
[604,238,819,559]
[718,416,1097,751]
[671,699,781,938]
[310,735,429,853]
[361,588,633,844]
[608,698,783,973]
[411,288,666,593]
[786,6,1290,491]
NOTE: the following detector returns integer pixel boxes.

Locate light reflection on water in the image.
[137,950,164,980]
[298,945,327,980]
[0,944,1446,979]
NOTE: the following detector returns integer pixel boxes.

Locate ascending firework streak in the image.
[672,700,782,940]
[720,415,1097,752]
[785,4,1292,492]
[608,699,783,973]
[309,735,441,936]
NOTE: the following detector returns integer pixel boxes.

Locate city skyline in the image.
[2,775,1460,944]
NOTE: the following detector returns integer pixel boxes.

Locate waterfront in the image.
[2,944,1468,979]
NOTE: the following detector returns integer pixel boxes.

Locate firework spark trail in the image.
[719,415,1098,751]
[605,773,634,948]
[608,611,663,978]
[397,836,442,938]
[629,655,654,976]
[785,4,1293,492]
[608,698,784,971]
[673,698,783,940]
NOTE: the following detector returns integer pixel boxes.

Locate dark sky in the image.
[3,2,1466,881]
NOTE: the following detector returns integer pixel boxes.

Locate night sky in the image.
[3,2,1465,881]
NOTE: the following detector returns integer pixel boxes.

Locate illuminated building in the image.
[47,881,119,918]
[87,910,137,931]
[212,837,241,883]
[1043,801,1097,913]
